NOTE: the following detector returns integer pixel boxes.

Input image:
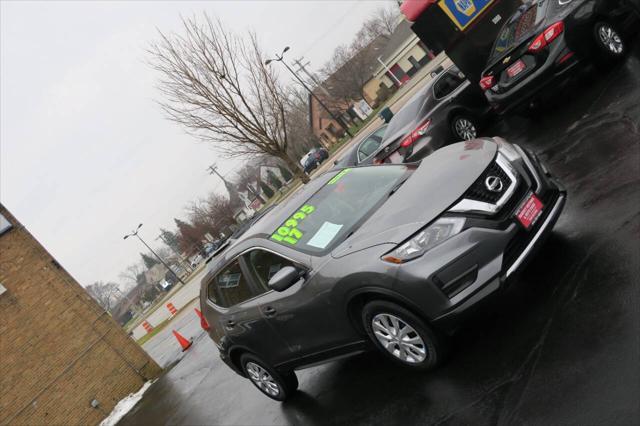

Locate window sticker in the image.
[328,168,351,185]
[307,222,343,249]
[271,204,315,245]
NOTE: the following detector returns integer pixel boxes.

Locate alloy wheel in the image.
[598,24,624,55]
[371,313,427,363]
[454,118,477,140]
[245,362,281,397]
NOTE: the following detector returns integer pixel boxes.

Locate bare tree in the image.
[149,14,309,182]
[86,281,121,312]
[319,6,400,106]
[118,262,145,290]
[186,192,237,240]
[283,88,320,157]
[321,41,382,104]
[361,6,401,43]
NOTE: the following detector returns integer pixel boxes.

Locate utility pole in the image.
[155,234,193,273]
[123,224,186,285]
[377,56,403,87]
[293,57,331,97]
[266,47,354,137]
[208,163,266,204]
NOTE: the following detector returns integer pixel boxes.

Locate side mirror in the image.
[268,266,303,292]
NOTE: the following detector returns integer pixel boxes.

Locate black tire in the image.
[450,114,479,141]
[592,21,626,65]
[240,353,298,401]
[362,301,446,370]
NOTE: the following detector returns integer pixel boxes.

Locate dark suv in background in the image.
[373,65,492,165]
[200,138,565,401]
[479,0,639,114]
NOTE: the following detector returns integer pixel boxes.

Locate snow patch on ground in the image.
[99,380,156,426]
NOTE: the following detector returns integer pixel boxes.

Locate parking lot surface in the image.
[120,47,640,426]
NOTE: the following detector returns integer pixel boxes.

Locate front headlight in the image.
[382,217,465,264]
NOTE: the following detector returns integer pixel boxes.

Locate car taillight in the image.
[479,75,496,91]
[528,21,564,53]
[400,119,432,147]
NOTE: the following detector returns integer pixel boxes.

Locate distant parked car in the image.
[301,147,329,174]
[479,0,639,114]
[204,241,222,256]
[373,65,492,165]
[332,124,388,169]
[159,279,174,291]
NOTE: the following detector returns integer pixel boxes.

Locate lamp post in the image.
[123,223,186,285]
[265,46,354,137]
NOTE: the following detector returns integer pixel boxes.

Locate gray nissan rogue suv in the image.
[200,137,566,401]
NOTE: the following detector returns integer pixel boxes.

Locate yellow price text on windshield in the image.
[328,168,351,185]
[271,204,315,245]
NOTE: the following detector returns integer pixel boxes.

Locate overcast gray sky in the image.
[1,0,390,287]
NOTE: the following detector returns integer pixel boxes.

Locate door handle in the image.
[263,306,277,317]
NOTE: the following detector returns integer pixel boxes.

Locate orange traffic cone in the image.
[194,308,210,331]
[172,330,192,351]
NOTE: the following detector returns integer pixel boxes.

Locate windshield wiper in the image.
[388,178,409,197]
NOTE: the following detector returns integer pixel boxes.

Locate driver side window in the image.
[244,249,295,287]
[207,259,269,308]
[357,136,382,162]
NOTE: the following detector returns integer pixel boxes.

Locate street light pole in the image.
[124,223,186,285]
[156,233,193,273]
[265,47,354,137]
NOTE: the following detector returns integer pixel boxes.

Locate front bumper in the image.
[400,145,566,332]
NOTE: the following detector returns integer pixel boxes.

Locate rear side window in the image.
[384,92,427,138]
[433,72,465,99]
[207,259,268,308]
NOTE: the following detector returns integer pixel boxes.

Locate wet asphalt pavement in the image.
[120,46,640,426]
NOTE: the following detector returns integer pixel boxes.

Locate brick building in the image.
[0,204,161,425]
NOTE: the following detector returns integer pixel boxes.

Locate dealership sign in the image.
[438,0,494,30]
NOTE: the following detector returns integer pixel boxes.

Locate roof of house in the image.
[376,19,417,66]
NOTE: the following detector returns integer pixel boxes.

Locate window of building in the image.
[408,55,421,70]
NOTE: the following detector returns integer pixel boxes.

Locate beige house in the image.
[363,20,436,104]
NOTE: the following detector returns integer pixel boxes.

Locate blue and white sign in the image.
[438,0,494,31]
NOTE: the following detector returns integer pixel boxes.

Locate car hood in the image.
[332,139,497,258]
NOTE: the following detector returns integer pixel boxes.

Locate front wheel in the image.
[593,21,626,63]
[240,353,298,401]
[362,301,446,370]
[450,115,478,141]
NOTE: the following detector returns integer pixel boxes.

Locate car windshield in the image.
[489,3,546,61]
[270,166,408,254]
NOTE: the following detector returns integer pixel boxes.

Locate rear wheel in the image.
[593,21,625,63]
[362,301,446,370]
[240,353,298,401]
[451,115,478,141]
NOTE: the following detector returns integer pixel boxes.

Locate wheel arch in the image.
[345,287,434,337]
[228,345,256,377]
